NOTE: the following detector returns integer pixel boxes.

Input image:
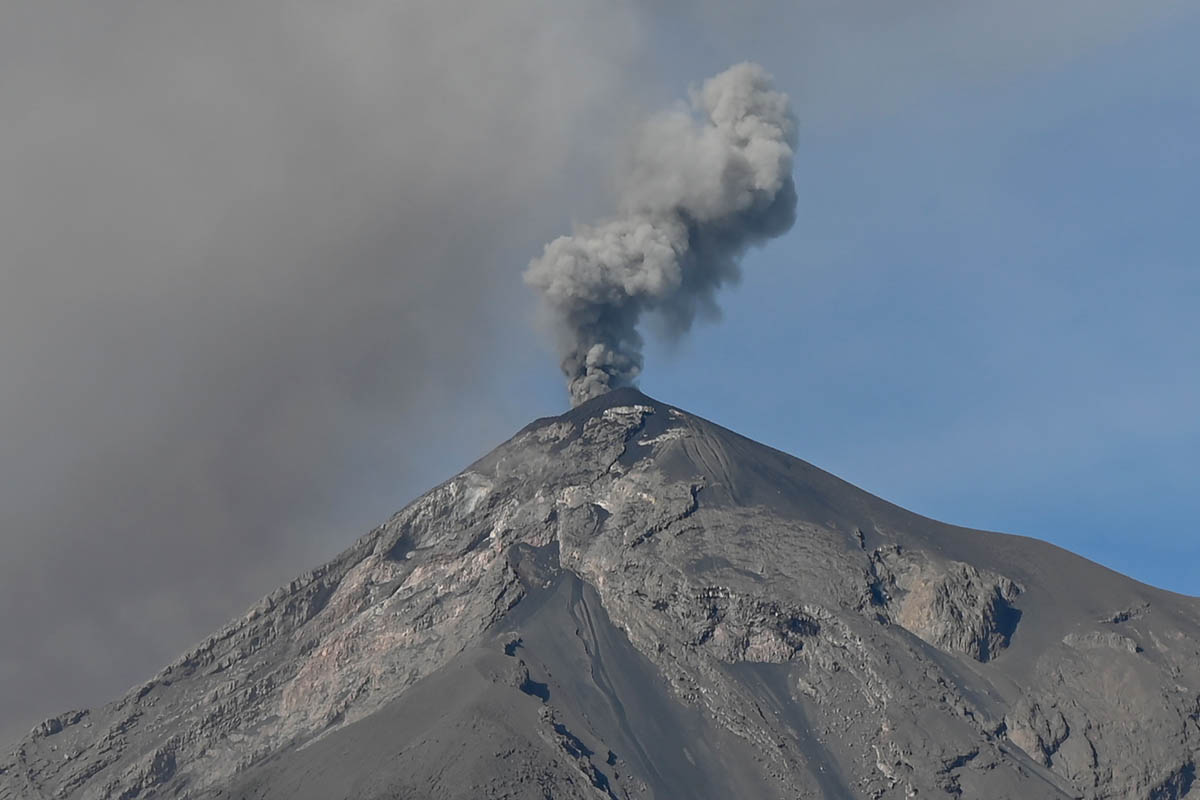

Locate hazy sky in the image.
[2,1,1197,745]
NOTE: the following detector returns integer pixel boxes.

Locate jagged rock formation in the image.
[3,388,1198,799]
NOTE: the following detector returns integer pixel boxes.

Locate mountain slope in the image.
[3,388,1198,799]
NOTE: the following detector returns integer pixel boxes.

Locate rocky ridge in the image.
[2,388,1198,799]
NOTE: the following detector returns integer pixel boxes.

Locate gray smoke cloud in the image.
[525,63,798,406]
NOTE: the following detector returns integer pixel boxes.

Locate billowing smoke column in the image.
[526,62,798,406]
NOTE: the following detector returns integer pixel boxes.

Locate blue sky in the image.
[483,8,1200,595]
[620,10,1200,593]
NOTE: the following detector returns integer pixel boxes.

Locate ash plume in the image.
[526,62,798,406]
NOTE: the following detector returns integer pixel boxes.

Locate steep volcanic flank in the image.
[4,389,1199,799]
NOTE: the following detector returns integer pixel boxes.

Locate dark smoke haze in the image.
[525,63,797,406]
[0,0,640,746]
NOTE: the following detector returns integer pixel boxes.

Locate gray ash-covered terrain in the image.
[4,388,1199,799]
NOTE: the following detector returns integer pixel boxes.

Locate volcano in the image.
[4,388,1198,799]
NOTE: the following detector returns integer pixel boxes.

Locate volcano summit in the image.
[3,389,1198,799]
